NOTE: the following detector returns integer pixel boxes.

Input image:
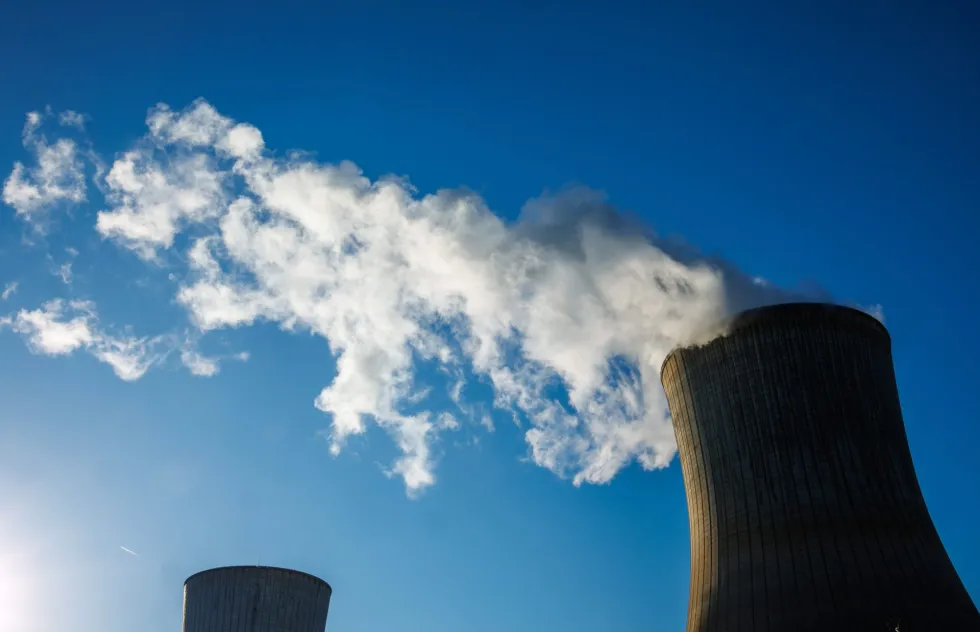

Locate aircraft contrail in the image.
[120,546,139,557]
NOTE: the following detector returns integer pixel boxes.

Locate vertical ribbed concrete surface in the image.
[182,566,332,632]
[661,303,979,631]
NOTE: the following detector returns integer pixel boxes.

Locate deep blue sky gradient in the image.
[1,2,978,631]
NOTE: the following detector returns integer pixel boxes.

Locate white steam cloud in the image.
[1,299,165,381]
[2,282,18,300]
[58,110,87,130]
[2,99,857,495]
[2,111,86,225]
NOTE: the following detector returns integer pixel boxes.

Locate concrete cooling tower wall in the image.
[182,566,332,632]
[661,303,979,631]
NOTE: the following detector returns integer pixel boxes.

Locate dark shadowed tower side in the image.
[661,303,979,631]
[182,566,332,632]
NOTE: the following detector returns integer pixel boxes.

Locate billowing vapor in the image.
[2,110,86,225]
[2,100,848,495]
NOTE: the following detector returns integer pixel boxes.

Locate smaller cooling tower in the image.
[182,566,332,632]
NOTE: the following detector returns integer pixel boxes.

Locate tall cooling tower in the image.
[182,566,332,632]
[661,303,979,631]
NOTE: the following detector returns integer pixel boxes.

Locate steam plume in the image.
[3,99,848,494]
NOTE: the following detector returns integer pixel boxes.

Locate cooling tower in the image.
[661,303,979,631]
[182,566,332,632]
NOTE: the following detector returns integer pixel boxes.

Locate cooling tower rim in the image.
[184,565,332,592]
[660,302,889,376]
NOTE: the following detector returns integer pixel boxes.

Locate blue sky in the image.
[1,2,978,631]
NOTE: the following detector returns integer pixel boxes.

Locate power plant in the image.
[179,305,977,632]
[182,566,331,632]
[661,302,979,631]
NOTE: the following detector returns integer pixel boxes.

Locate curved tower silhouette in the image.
[661,303,979,631]
[182,566,332,632]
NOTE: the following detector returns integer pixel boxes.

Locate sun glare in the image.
[0,528,39,631]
